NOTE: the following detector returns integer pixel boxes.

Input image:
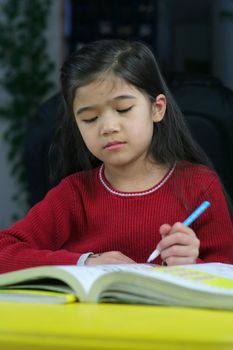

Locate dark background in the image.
[64,0,212,80]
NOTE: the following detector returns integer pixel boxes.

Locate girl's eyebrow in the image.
[76,105,96,116]
[113,94,136,101]
[76,95,136,116]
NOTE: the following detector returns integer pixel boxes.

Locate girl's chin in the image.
[103,159,143,169]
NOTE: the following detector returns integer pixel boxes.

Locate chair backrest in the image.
[23,93,61,205]
[170,76,233,201]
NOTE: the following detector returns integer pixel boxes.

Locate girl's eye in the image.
[83,116,98,123]
[117,106,133,113]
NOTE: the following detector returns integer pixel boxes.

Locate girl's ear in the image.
[152,94,166,123]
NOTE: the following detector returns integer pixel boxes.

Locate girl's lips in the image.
[104,141,126,150]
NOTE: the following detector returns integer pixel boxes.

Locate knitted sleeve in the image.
[193,175,233,263]
[0,178,81,273]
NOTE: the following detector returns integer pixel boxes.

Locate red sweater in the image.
[0,161,233,273]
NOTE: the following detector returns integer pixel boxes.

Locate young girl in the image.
[0,39,233,273]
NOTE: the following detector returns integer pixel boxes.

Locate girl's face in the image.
[73,74,166,170]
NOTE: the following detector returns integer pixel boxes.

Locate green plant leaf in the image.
[0,0,54,217]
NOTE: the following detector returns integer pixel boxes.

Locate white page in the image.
[59,263,233,295]
[188,263,233,278]
[59,264,150,294]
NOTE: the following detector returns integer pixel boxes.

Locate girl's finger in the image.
[164,255,198,266]
[167,222,196,236]
[159,232,200,251]
[159,224,172,237]
[160,244,199,261]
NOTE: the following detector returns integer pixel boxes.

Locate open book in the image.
[1,263,233,309]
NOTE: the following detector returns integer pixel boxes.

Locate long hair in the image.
[50,39,212,186]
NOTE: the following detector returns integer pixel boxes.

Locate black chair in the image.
[23,93,62,205]
[170,76,233,201]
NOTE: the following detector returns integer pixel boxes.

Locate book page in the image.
[83,263,233,307]
[146,263,233,293]
[59,264,151,294]
[189,263,233,278]
[59,263,233,295]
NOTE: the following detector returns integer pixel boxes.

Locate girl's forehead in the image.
[74,74,138,99]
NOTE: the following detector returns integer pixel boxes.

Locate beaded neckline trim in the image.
[99,163,176,197]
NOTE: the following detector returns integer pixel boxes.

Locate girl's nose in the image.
[100,115,120,135]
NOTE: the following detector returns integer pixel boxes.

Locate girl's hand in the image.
[85,251,135,265]
[158,223,200,265]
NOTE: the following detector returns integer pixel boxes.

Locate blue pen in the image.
[147,201,211,263]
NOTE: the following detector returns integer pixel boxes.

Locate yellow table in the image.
[0,302,233,349]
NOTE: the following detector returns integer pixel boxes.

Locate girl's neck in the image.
[103,160,170,193]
